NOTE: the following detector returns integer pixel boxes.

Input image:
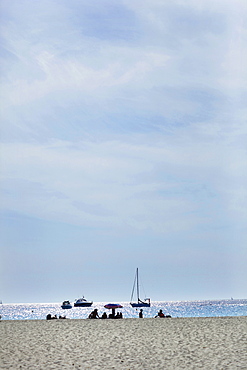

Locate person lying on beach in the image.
[155,309,171,318]
[155,309,165,318]
[59,315,66,319]
[88,309,99,319]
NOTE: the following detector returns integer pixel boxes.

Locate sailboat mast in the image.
[137,268,140,302]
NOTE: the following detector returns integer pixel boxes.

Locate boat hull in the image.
[130,302,151,307]
[74,302,93,307]
[61,305,72,309]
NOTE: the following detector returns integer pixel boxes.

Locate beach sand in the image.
[1,316,246,369]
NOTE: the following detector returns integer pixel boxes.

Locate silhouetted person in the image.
[88,309,99,319]
[155,309,165,318]
[139,309,143,318]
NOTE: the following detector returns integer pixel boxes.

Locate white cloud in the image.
[1,126,246,234]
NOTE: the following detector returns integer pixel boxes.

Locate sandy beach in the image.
[1,316,246,369]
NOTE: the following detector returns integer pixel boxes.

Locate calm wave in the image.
[1,299,246,320]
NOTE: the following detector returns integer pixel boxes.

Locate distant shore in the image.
[1,316,246,369]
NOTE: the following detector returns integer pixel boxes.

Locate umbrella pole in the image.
[112,308,115,317]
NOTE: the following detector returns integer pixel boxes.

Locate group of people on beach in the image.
[88,308,171,319]
[88,309,123,319]
[46,309,171,320]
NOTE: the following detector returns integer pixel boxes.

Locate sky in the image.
[0,0,247,304]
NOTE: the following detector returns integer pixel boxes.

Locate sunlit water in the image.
[1,299,246,320]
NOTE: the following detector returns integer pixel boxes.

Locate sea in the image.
[1,299,246,320]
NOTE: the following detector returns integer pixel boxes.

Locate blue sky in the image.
[1,0,246,304]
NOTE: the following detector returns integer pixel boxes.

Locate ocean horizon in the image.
[1,298,246,320]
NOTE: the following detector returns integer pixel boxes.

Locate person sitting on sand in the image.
[88,309,99,319]
[155,309,165,318]
[139,309,143,318]
[115,312,123,319]
[101,312,107,319]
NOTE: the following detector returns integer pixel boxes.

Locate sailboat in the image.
[130,268,151,307]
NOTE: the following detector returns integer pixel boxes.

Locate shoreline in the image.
[1,316,246,369]
[1,314,247,321]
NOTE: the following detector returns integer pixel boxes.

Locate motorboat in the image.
[74,297,93,307]
[61,300,72,309]
[130,268,151,307]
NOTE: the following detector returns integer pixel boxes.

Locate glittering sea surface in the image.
[1,299,246,320]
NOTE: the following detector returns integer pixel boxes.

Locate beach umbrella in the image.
[104,303,123,316]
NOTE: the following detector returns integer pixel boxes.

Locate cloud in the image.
[1,125,246,235]
[1,0,246,139]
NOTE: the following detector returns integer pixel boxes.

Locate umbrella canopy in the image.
[104,304,123,309]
